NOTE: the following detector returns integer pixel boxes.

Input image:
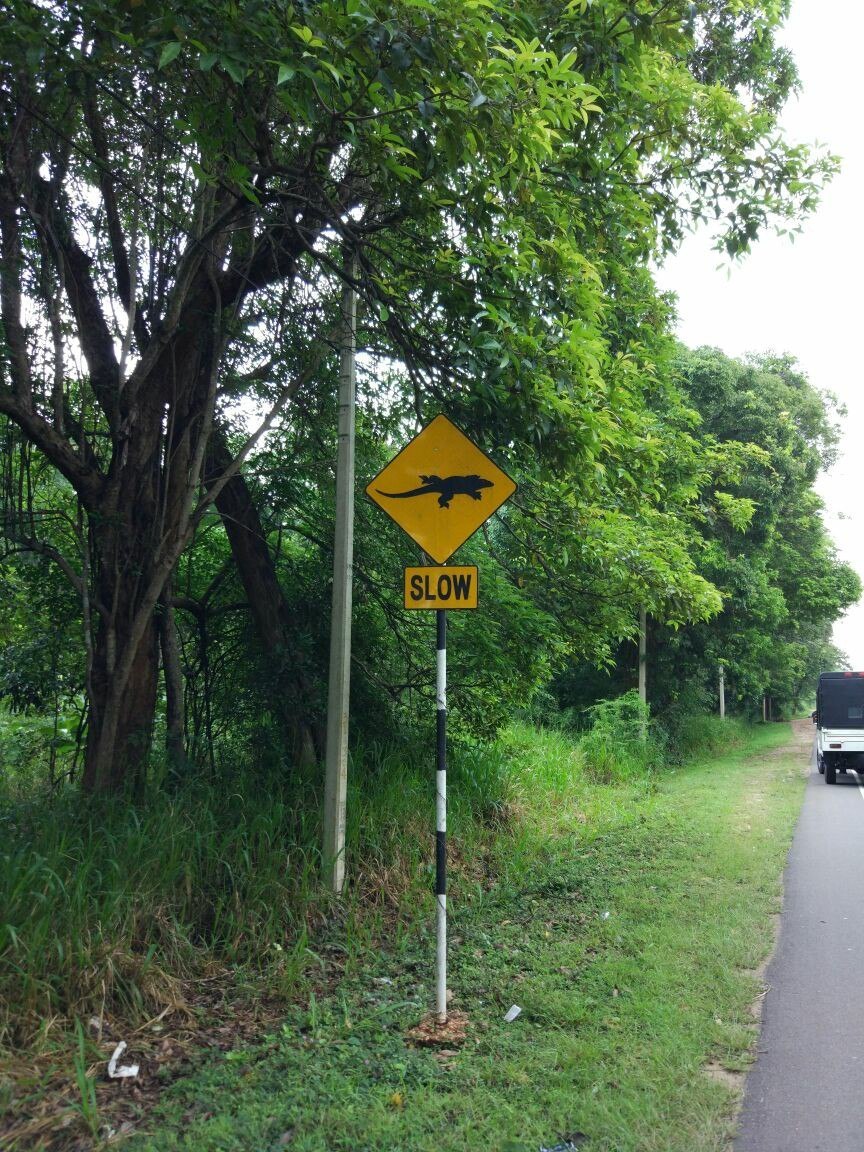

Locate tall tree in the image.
[633,349,858,717]
[0,0,834,789]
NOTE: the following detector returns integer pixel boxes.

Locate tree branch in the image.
[31,177,120,433]
[190,342,329,530]
[0,393,105,508]
[0,194,33,404]
[82,85,133,317]
[1,536,108,620]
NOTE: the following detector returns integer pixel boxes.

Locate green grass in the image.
[0,734,510,1048]
[121,720,803,1152]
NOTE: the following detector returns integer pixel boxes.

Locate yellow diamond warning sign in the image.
[366,415,516,564]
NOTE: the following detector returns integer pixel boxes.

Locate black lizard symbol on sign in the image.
[376,474,493,509]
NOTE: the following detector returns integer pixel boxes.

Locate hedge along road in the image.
[736,724,864,1152]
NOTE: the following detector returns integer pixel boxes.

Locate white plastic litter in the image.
[503,1004,522,1023]
[107,1041,139,1079]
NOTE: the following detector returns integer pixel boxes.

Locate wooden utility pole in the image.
[323,258,357,894]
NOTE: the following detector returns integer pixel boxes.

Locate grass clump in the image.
[0,783,308,1047]
[661,711,752,761]
[0,706,769,1048]
[578,691,666,783]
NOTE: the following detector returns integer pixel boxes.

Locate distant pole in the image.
[323,254,358,894]
[638,607,647,739]
[719,665,726,720]
[436,609,448,1024]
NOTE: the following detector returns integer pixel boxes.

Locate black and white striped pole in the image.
[364,415,517,1028]
[436,607,448,1023]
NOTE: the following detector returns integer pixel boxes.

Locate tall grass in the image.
[664,712,751,760]
[0,781,315,1045]
[0,704,753,1050]
[575,690,666,783]
[0,736,514,1048]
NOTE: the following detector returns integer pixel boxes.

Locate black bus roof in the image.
[820,671,864,681]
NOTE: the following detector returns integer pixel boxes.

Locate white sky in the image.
[655,0,864,668]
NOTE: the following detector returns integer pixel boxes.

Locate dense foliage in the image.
[0,0,851,792]
[557,348,861,723]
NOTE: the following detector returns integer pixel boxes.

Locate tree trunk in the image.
[160,586,186,769]
[82,582,160,793]
[79,344,199,792]
[205,428,321,760]
[79,446,163,792]
[206,428,294,649]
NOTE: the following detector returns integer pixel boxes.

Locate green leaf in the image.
[319,60,343,84]
[277,63,296,85]
[158,41,182,69]
[220,57,245,84]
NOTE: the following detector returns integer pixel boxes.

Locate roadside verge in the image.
[126,721,807,1152]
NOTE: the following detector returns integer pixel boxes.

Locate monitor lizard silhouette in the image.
[376,474,493,509]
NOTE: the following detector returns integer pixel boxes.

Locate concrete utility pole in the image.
[638,607,647,740]
[719,665,726,719]
[323,256,358,895]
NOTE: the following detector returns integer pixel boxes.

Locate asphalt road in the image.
[735,736,864,1152]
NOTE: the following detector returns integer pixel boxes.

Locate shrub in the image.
[578,691,666,783]
[659,712,750,762]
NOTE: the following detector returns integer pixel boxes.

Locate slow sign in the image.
[365,415,517,1027]
[404,566,478,610]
